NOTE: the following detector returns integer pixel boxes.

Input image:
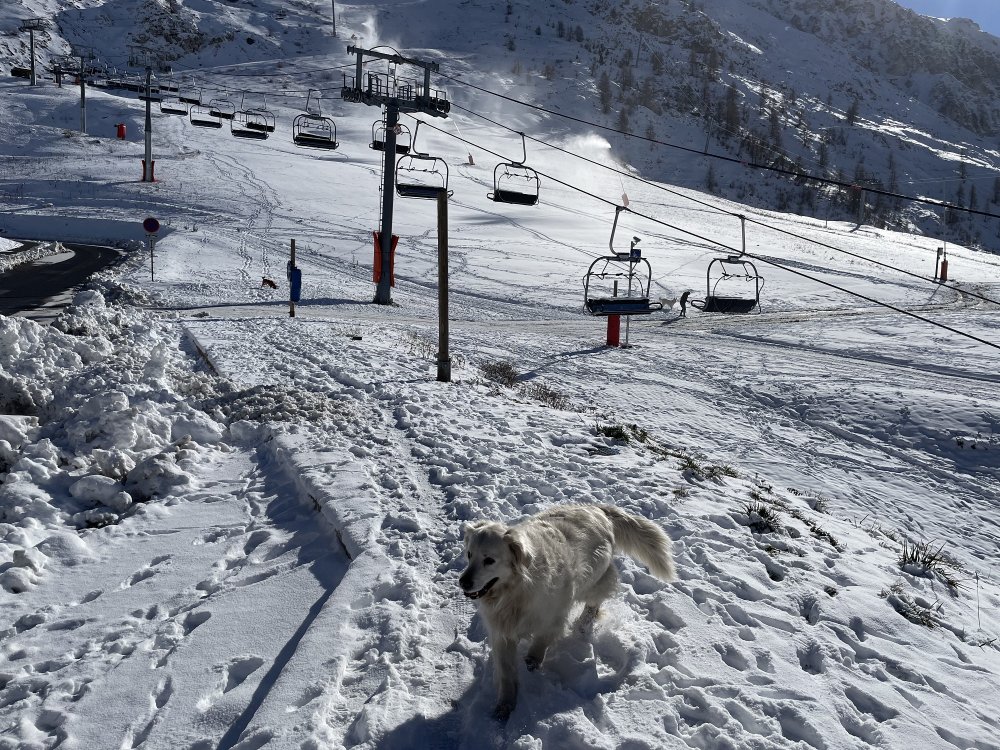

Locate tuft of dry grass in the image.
[743,501,782,534]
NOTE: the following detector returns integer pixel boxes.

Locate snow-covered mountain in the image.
[5,0,1000,250]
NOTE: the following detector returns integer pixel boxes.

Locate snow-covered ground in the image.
[2,5,1000,750]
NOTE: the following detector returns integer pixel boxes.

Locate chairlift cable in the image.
[448,101,1000,309]
[438,73,1000,223]
[409,115,1000,352]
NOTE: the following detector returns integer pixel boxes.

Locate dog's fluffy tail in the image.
[600,505,675,581]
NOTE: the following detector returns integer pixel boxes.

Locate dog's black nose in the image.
[459,570,473,591]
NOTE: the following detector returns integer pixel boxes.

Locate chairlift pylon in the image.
[395,121,449,199]
[689,216,763,313]
[583,207,663,316]
[488,131,540,206]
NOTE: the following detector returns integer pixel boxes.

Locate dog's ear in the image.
[504,531,531,572]
[463,521,488,543]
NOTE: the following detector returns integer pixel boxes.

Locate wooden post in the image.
[79,57,87,133]
[436,189,451,382]
[290,239,296,318]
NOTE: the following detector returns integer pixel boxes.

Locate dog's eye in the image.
[484,557,495,566]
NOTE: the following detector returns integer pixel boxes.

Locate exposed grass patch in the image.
[525,382,568,409]
[595,421,631,443]
[480,359,519,387]
[743,500,782,534]
[677,453,737,481]
[881,582,943,628]
[588,422,739,481]
[404,334,466,369]
[787,507,842,551]
[899,540,964,591]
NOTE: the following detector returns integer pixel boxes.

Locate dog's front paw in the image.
[492,700,515,721]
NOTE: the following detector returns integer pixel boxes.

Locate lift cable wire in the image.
[449,102,1000,310]
[407,114,1000,353]
[437,73,1000,223]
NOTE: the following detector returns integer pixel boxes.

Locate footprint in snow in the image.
[182,611,211,635]
[222,655,266,693]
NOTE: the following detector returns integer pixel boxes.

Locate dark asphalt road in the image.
[0,242,126,323]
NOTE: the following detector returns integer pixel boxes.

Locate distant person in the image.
[679,290,691,317]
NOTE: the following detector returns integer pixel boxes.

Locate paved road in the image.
[0,242,125,323]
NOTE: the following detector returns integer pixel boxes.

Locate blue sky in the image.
[892,0,1000,36]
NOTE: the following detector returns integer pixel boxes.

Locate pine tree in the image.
[724,85,739,133]
[706,163,718,192]
[616,106,630,133]
[846,98,860,125]
[598,70,612,113]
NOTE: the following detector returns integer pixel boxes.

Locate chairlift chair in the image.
[488,131,540,206]
[209,97,236,120]
[138,87,162,103]
[395,121,449,199]
[691,255,763,313]
[178,85,201,105]
[395,154,449,199]
[582,207,663,316]
[370,120,412,154]
[234,94,275,136]
[292,114,338,149]
[292,90,338,149]
[232,110,269,139]
[189,103,223,129]
[245,108,276,133]
[245,97,276,133]
[160,94,188,115]
[688,216,763,314]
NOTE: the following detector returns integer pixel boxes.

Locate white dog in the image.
[459,504,675,720]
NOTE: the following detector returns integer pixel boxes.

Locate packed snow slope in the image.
[2,1,1000,750]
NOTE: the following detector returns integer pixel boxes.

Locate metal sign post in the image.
[288,239,303,317]
[143,217,160,281]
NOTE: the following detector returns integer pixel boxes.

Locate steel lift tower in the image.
[341,45,450,305]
